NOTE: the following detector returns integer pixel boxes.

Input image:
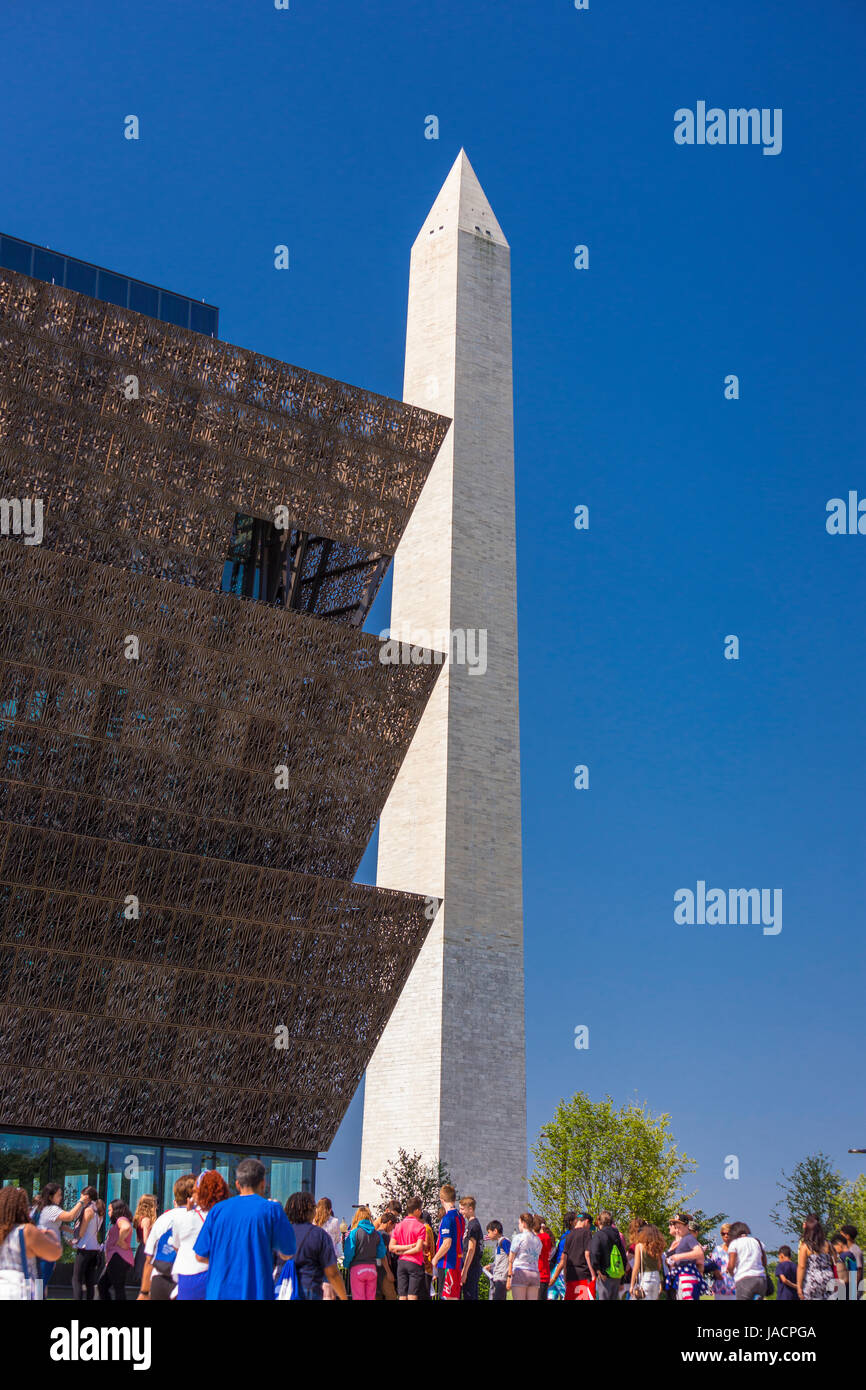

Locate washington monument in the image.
[359,151,526,1227]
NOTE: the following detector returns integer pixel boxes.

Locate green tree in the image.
[372,1148,453,1219]
[690,1208,728,1249]
[770,1153,846,1239]
[837,1173,866,1239]
[529,1092,697,1231]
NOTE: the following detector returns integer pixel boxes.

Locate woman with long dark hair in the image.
[32,1182,89,1295]
[797,1214,836,1300]
[0,1188,61,1299]
[629,1224,665,1300]
[97,1199,134,1300]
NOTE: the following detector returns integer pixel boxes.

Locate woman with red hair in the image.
[171,1171,231,1301]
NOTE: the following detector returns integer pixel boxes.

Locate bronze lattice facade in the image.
[0,261,449,1155]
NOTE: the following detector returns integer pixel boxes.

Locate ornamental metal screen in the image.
[0,267,449,1152]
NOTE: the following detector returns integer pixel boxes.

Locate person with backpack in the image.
[137,1174,196,1301]
[71,1187,102,1300]
[342,1206,388,1301]
[278,1191,347,1301]
[170,1171,230,1300]
[591,1211,627,1300]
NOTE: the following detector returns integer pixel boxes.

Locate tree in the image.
[372,1149,453,1219]
[529,1092,697,1232]
[690,1208,728,1250]
[770,1153,846,1238]
[838,1173,866,1240]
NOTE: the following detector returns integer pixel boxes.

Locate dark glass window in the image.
[222,512,387,621]
[50,1136,106,1208]
[159,291,190,329]
[0,1130,50,1200]
[0,236,33,274]
[190,301,217,337]
[128,280,159,319]
[97,270,128,308]
[64,258,98,297]
[32,248,66,285]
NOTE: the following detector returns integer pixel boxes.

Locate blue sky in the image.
[2,0,863,1241]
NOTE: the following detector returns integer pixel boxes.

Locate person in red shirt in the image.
[534,1215,553,1300]
[389,1197,428,1301]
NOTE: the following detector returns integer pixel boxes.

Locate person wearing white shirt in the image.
[726,1221,768,1300]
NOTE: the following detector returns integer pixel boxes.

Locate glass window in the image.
[33,248,66,286]
[159,291,190,329]
[268,1156,310,1207]
[106,1143,159,1226]
[162,1146,211,1211]
[65,259,98,297]
[50,1136,106,1210]
[97,269,128,308]
[0,236,33,275]
[0,1130,50,1202]
[190,302,218,337]
[128,279,159,319]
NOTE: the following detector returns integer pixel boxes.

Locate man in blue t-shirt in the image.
[194,1157,295,1300]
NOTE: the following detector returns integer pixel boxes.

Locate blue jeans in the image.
[38,1258,56,1294]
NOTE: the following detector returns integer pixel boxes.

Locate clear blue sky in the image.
[2,0,863,1242]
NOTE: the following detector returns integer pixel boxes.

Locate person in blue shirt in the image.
[775,1244,799,1300]
[193,1157,295,1300]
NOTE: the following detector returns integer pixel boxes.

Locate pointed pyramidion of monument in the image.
[415,148,508,247]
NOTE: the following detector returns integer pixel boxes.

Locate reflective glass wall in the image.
[0,1127,315,1277]
[0,233,219,338]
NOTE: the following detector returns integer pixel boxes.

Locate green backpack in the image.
[606,1241,625,1279]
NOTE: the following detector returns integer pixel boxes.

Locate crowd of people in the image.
[0,1165,862,1302]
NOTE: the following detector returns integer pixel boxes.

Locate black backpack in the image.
[353,1226,381,1264]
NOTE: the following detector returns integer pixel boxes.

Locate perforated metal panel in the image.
[0,267,448,1151]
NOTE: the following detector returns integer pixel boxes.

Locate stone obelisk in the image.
[359,151,526,1229]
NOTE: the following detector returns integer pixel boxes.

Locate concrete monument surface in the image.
[359,151,527,1231]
